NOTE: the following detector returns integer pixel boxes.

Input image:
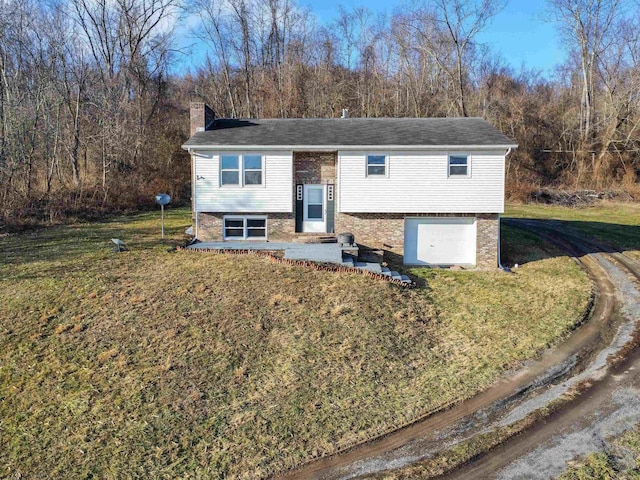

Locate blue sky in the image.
[177,0,566,78]
[474,1,565,77]
[300,0,565,77]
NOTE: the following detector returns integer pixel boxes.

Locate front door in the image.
[303,184,326,233]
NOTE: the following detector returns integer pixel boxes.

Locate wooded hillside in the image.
[1,0,639,229]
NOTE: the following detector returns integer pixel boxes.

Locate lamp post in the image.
[155,193,171,238]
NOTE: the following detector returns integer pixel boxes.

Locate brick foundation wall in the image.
[197,212,295,241]
[198,211,499,269]
[336,212,500,270]
[335,213,405,249]
[476,214,500,270]
[197,212,223,240]
[267,214,296,240]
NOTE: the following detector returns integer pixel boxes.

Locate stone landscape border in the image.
[176,246,417,288]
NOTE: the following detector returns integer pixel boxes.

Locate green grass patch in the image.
[0,207,591,479]
[558,424,640,479]
[506,201,640,260]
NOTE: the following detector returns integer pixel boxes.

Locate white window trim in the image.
[223,215,268,240]
[447,154,471,178]
[365,154,389,177]
[219,153,265,187]
[220,154,241,186]
[243,154,264,187]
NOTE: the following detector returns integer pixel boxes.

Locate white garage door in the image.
[404,217,477,266]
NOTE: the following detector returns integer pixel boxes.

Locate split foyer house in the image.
[182,103,517,269]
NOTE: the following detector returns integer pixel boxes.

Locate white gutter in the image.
[183,144,519,151]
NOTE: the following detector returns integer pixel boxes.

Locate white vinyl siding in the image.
[193,150,293,212]
[338,150,505,213]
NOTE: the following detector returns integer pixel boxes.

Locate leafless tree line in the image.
[1,0,640,228]
[0,0,187,226]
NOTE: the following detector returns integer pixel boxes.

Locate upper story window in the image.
[220,154,264,186]
[448,155,469,177]
[366,154,387,176]
[243,154,263,185]
[221,155,240,185]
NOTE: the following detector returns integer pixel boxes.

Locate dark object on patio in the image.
[111,238,128,252]
[337,232,355,246]
[359,247,384,264]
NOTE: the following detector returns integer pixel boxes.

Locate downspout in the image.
[190,148,199,240]
[498,147,513,271]
[498,217,503,269]
[195,207,199,240]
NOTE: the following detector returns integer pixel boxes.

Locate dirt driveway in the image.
[444,220,640,479]
[278,219,640,480]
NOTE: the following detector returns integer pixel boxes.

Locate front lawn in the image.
[0,207,590,479]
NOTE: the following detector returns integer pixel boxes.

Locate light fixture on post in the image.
[155,193,171,238]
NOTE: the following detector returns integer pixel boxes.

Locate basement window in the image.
[366,154,387,176]
[448,155,469,177]
[223,216,267,240]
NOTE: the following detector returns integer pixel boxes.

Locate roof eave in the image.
[182,143,518,151]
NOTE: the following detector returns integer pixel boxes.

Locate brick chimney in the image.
[189,102,215,137]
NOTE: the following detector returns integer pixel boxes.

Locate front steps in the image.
[292,234,338,244]
[342,255,412,284]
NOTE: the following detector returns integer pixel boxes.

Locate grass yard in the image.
[557,425,640,479]
[506,201,640,260]
[0,206,591,479]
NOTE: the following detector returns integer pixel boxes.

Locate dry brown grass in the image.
[557,426,640,479]
[0,208,591,479]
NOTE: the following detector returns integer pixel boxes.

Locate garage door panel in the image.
[404,217,476,265]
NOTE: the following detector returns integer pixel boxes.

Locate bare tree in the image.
[410,0,506,116]
[70,0,179,186]
[547,0,621,145]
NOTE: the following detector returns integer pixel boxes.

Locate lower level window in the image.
[224,216,266,239]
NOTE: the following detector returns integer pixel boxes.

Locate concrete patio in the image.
[186,241,412,283]
[187,241,356,264]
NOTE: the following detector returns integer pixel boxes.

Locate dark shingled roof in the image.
[182,117,517,148]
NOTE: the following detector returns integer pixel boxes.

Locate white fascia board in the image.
[183,143,518,151]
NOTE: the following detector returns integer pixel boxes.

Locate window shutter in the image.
[326,184,335,234]
[295,185,303,232]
